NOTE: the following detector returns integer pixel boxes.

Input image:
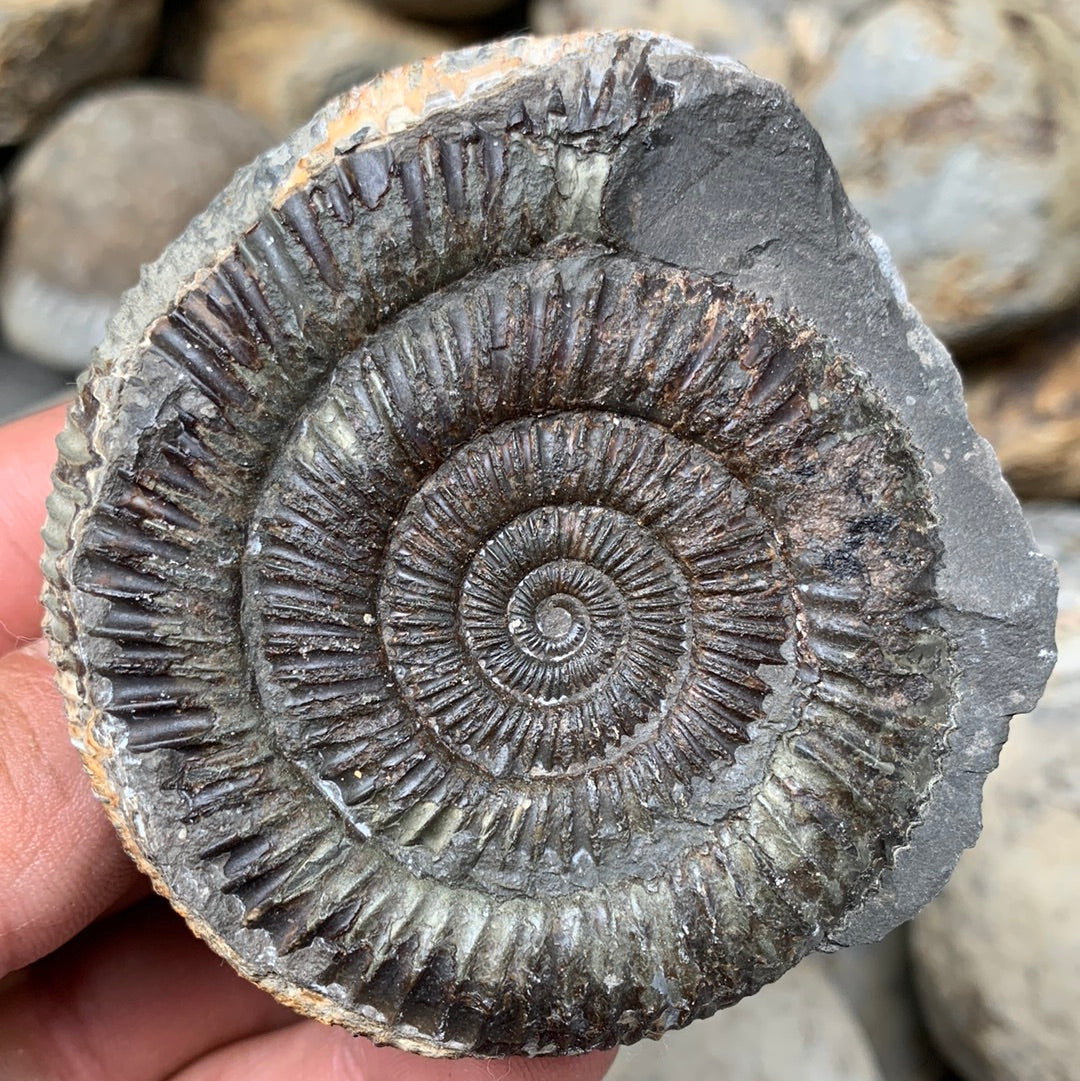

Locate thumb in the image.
[169,1018,618,1081]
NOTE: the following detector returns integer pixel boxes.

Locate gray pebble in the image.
[814,930,950,1081]
[0,84,273,372]
[605,962,885,1081]
[0,0,162,144]
[0,348,69,423]
[800,0,1080,349]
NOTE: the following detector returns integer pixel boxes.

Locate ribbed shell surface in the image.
[41,32,1056,1058]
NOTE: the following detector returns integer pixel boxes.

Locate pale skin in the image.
[0,403,617,1081]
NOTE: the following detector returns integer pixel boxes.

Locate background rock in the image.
[0,350,69,424]
[964,310,1080,499]
[531,0,1080,352]
[373,0,517,21]
[168,0,458,135]
[530,0,803,85]
[0,84,272,371]
[799,0,1080,351]
[812,931,950,1081]
[0,0,162,144]
[606,960,885,1081]
[912,502,1079,1081]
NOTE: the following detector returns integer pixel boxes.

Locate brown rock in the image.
[373,0,515,21]
[964,312,1080,499]
[171,0,457,135]
[911,503,1080,1081]
[0,84,272,371]
[0,0,162,144]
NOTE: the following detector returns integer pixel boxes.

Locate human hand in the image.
[0,403,618,1081]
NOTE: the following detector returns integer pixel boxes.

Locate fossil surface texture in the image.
[42,31,1057,1058]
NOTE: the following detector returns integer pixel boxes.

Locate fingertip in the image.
[340,1037,618,1081]
[171,1019,618,1081]
[0,400,71,653]
[0,640,141,977]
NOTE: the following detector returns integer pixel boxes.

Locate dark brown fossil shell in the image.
[42,32,1056,1058]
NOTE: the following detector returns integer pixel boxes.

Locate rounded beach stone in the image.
[0,84,272,372]
[816,928,950,1081]
[964,310,1080,499]
[530,0,801,85]
[605,960,885,1081]
[171,0,457,135]
[798,0,1080,349]
[912,503,1080,1081]
[0,0,162,145]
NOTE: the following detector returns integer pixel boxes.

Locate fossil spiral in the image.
[42,32,1056,1057]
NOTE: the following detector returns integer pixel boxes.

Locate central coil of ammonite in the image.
[381,413,765,780]
[240,243,948,910]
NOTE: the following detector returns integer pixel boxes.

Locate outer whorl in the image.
[42,32,1057,1058]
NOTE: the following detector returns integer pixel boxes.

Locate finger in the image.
[0,401,69,653]
[0,641,146,979]
[0,897,293,1081]
[169,1018,618,1081]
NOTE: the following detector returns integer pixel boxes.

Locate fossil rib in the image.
[42,31,1057,1058]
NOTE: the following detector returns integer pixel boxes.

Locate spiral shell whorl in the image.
[41,35,962,1057]
[241,243,948,909]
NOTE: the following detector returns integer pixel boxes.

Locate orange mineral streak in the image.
[280,34,594,198]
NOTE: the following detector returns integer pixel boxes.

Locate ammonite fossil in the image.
[42,32,1057,1058]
